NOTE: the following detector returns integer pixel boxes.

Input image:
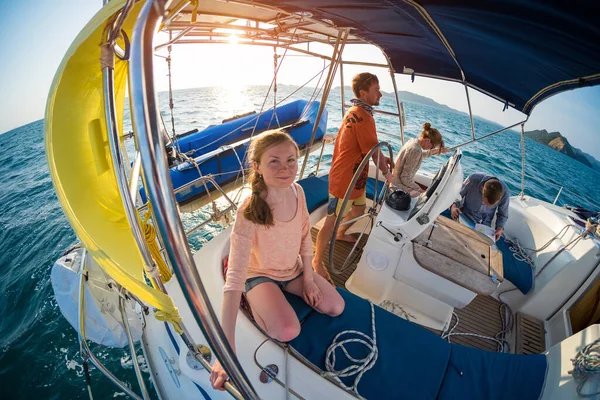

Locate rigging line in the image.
[299,28,349,179]
[276,62,330,107]
[230,146,248,205]
[272,44,281,128]
[180,152,216,210]
[248,26,300,139]
[106,0,135,45]
[166,32,179,153]
[502,225,572,268]
[174,58,327,163]
[188,27,303,159]
[297,59,329,123]
[238,26,301,173]
[535,233,586,278]
[307,63,336,175]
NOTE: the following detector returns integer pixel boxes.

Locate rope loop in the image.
[569,338,600,397]
[140,205,173,283]
[324,302,378,399]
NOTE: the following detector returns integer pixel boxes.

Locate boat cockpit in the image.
[45,0,600,399]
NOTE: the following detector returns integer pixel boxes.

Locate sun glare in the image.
[228,33,239,46]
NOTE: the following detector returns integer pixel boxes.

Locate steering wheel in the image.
[328,142,394,275]
[408,150,461,221]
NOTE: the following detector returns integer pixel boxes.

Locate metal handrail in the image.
[129,0,257,398]
[299,28,350,179]
[386,53,406,145]
[77,250,145,400]
[119,290,151,399]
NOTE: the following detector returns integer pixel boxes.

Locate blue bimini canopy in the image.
[264,0,600,114]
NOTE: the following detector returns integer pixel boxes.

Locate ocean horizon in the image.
[1,84,599,398]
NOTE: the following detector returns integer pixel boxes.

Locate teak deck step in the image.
[310,227,362,288]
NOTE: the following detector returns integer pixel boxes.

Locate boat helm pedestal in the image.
[346,151,480,330]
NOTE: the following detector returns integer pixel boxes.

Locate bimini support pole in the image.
[383,53,405,145]
[520,122,526,197]
[299,28,350,179]
[465,84,476,140]
[340,62,345,116]
[129,1,257,399]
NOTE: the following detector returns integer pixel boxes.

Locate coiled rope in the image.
[141,205,172,283]
[323,302,378,399]
[570,338,600,397]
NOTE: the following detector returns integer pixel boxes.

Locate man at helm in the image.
[312,72,393,282]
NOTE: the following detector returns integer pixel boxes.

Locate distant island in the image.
[335,85,460,114]
[525,129,600,172]
[393,90,460,114]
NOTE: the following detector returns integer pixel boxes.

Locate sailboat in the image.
[46,0,600,399]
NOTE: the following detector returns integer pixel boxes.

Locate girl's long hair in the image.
[244,130,299,226]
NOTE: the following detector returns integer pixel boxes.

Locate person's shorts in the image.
[244,272,303,294]
[327,191,367,218]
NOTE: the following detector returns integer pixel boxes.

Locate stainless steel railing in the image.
[128,0,258,398]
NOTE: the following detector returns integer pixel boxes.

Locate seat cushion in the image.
[289,288,452,399]
[297,175,386,215]
[365,176,386,202]
[289,288,548,399]
[297,175,330,214]
[437,343,547,400]
[496,237,534,294]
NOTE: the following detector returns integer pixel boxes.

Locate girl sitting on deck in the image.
[210,130,345,390]
[392,122,449,197]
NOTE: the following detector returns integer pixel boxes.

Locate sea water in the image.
[1,85,599,398]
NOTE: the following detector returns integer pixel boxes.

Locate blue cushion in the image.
[496,237,534,294]
[365,177,386,201]
[297,176,330,214]
[297,174,386,215]
[438,344,547,400]
[289,288,452,399]
[283,292,313,324]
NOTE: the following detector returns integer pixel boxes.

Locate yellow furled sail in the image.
[45,0,180,321]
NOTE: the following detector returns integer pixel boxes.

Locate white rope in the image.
[323,302,378,399]
[569,338,600,397]
[503,236,536,267]
[441,306,513,353]
[502,224,574,270]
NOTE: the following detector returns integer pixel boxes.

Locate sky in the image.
[1,0,599,160]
